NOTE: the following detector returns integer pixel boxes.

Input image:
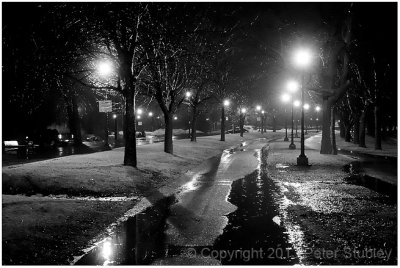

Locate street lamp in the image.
[294,100,300,138]
[293,47,313,166]
[113,114,119,147]
[221,99,230,141]
[286,80,299,149]
[304,103,310,134]
[97,60,114,150]
[261,110,265,134]
[256,105,261,132]
[148,112,154,132]
[240,108,246,137]
[281,93,290,141]
[315,106,321,132]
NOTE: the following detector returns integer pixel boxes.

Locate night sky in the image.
[2,2,397,139]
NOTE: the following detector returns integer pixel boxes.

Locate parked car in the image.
[226,127,249,134]
[57,133,75,146]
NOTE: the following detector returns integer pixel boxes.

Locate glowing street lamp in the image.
[137,108,143,115]
[97,61,113,76]
[256,105,262,132]
[97,60,114,150]
[113,114,119,147]
[293,48,313,166]
[185,91,192,98]
[221,99,230,141]
[315,106,321,132]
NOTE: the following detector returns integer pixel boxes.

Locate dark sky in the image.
[2,2,397,137]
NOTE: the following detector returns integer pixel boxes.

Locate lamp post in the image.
[304,103,310,134]
[293,100,300,138]
[240,107,246,137]
[315,106,321,132]
[221,99,230,141]
[286,80,299,149]
[293,48,312,166]
[256,105,261,131]
[281,93,290,141]
[97,61,113,150]
[148,112,154,132]
[113,114,119,147]
[261,110,265,134]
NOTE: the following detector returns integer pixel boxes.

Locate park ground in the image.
[2,130,397,265]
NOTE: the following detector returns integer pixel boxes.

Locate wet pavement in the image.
[72,137,396,265]
[73,138,302,265]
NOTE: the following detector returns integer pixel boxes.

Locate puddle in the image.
[74,196,176,265]
[344,175,397,204]
[343,161,397,204]
[212,168,298,264]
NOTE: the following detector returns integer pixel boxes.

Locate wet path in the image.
[212,165,298,264]
[74,138,299,265]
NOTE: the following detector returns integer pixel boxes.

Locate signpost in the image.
[99,100,112,149]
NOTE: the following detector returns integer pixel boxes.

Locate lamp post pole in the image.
[114,114,118,147]
[297,74,309,165]
[289,96,296,149]
[261,110,265,134]
[284,108,289,141]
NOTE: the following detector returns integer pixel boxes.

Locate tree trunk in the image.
[123,89,137,167]
[374,105,382,150]
[344,124,352,142]
[191,106,197,142]
[164,113,173,154]
[339,120,345,138]
[320,97,332,154]
[331,108,337,155]
[353,114,360,144]
[71,94,82,145]
[240,114,244,137]
[359,109,367,148]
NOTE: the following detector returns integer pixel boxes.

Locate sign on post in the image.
[138,122,142,126]
[99,100,112,113]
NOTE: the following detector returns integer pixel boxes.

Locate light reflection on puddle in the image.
[276,163,290,169]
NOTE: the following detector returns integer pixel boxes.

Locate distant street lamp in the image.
[240,107,246,137]
[315,106,321,132]
[293,48,313,166]
[261,110,265,134]
[286,80,299,149]
[256,105,262,131]
[294,100,301,138]
[281,93,290,141]
[221,99,230,141]
[148,112,154,132]
[113,114,119,147]
[304,103,310,134]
